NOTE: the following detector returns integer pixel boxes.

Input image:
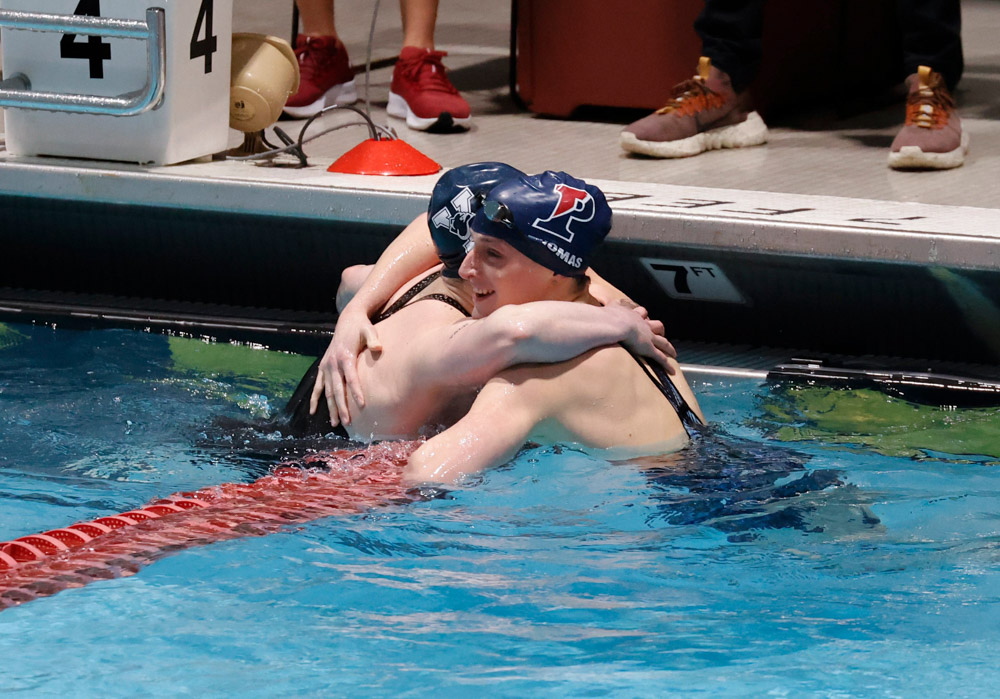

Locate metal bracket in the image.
[0,7,166,116]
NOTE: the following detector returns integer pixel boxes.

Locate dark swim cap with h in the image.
[471,171,612,277]
[428,162,526,278]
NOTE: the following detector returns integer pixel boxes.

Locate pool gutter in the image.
[1,153,1000,367]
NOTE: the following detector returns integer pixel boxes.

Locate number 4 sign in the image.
[59,0,112,79]
[189,0,218,73]
[2,0,232,165]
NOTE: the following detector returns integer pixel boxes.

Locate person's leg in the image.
[694,0,766,94]
[284,0,358,118]
[399,0,437,50]
[620,0,768,159]
[897,0,962,91]
[388,0,471,131]
[888,0,967,169]
[296,0,338,39]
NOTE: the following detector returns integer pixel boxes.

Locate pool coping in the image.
[2,153,1000,271]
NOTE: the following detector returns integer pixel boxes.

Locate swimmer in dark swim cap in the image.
[333,162,524,313]
[428,162,525,279]
[300,163,678,443]
[404,171,705,484]
[461,170,612,317]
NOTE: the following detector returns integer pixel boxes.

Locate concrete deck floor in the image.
[1,0,996,209]
[232,0,1000,210]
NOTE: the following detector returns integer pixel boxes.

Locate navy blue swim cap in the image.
[471,171,612,277]
[428,162,526,278]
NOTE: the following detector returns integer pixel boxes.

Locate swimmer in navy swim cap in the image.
[461,170,612,317]
[334,161,523,312]
[427,162,525,278]
[299,163,677,443]
[405,171,706,484]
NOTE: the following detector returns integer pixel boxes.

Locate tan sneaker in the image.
[888,66,968,170]
[620,57,768,158]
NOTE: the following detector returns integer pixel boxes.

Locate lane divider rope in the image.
[0,441,421,610]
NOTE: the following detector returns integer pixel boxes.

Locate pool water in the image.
[2,323,1000,696]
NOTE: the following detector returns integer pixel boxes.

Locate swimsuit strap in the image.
[372,270,443,324]
[625,346,704,437]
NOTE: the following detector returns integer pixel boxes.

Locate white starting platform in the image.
[0,0,231,164]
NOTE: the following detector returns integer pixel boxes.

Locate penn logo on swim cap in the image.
[531,183,596,244]
[428,162,526,278]
[472,171,612,277]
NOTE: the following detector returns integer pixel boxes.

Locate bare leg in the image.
[296,0,339,39]
[399,0,438,49]
[390,0,470,131]
[285,0,356,118]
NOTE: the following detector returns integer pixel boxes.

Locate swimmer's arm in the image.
[413,301,675,388]
[342,213,439,317]
[404,376,540,484]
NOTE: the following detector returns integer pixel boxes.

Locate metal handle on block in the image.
[0,7,166,116]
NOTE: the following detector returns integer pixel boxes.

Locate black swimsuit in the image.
[626,347,704,437]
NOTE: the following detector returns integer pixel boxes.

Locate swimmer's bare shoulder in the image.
[490,346,688,451]
[345,300,471,440]
[359,298,469,391]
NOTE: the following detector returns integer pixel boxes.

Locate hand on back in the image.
[310,306,382,426]
[610,299,677,375]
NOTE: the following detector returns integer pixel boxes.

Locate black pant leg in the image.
[694,0,767,93]
[896,0,963,90]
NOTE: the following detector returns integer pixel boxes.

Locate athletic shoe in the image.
[620,57,768,158]
[283,35,358,119]
[888,66,968,170]
[388,46,471,131]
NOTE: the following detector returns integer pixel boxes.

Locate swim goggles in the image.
[482,199,516,229]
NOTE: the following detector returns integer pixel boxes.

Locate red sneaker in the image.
[388,46,471,131]
[284,36,358,119]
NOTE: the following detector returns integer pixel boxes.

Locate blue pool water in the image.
[2,323,1000,696]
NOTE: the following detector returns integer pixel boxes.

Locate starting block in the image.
[0,0,232,165]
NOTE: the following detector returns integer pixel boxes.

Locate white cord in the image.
[364,0,381,122]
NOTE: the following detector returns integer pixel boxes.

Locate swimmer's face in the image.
[459,233,559,318]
